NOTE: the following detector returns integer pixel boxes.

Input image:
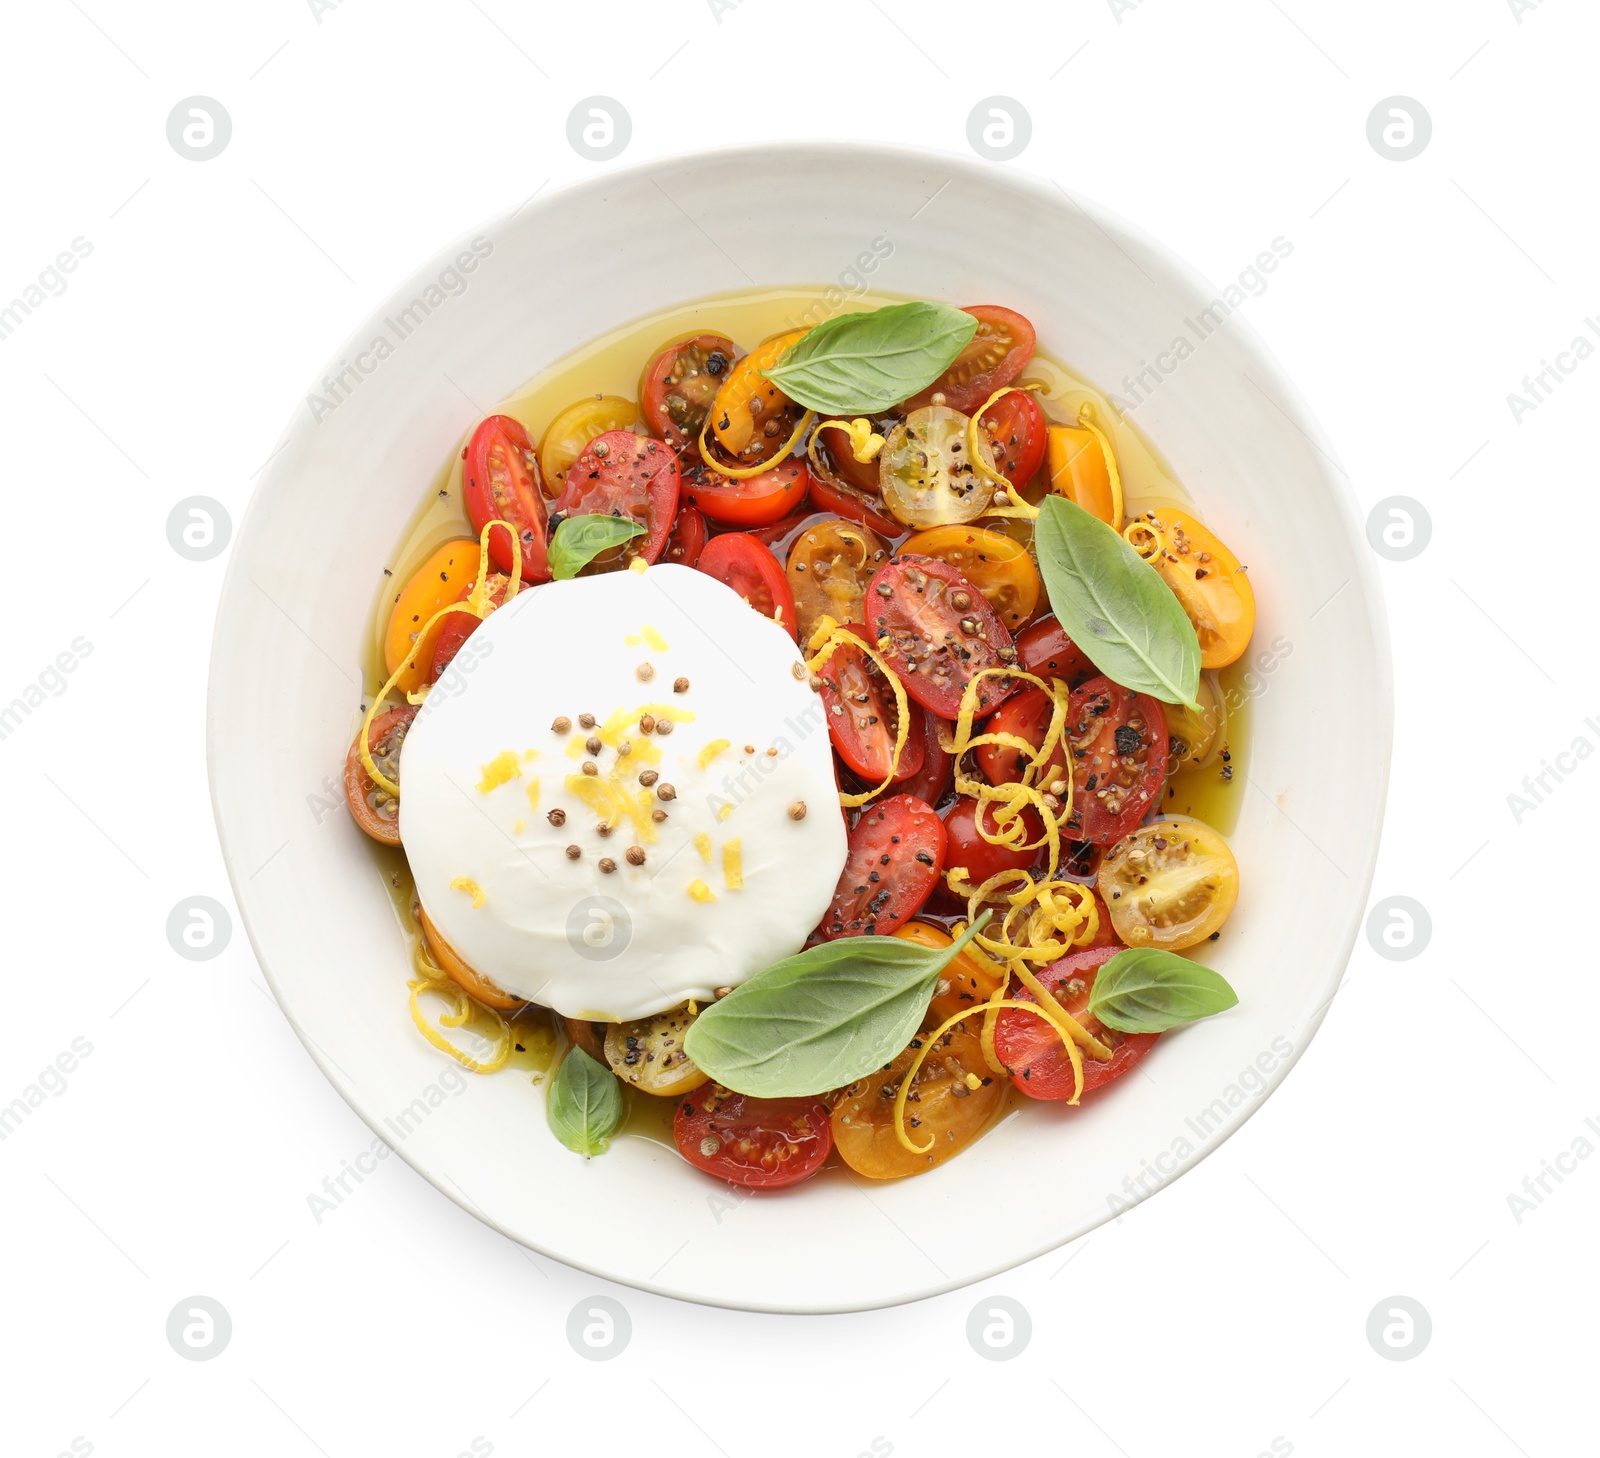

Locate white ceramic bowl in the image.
[208,142,1390,1313]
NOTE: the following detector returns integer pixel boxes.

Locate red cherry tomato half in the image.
[673,1083,833,1189]
[974,686,1068,790]
[903,306,1037,414]
[943,795,1044,885]
[684,457,810,528]
[892,710,955,810]
[663,505,707,568]
[866,555,1020,720]
[813,794,945,941]
[639,333,736,457]
[343,706,415,846]
[554,430,680,566]
[694,532,798,639]
[463,415,551,582]
[815,625,926,783]
[1064,676,1169,845]
[807,467,904,541]
[1016,614,1095,686]
[992,945,1158,1101]
[429,574,511,679]
[815,416,894,494]
[977,389,1047,488]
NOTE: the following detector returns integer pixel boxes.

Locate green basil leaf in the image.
[1033,495,1202,708]
[682,912,992,1098]
[760,301,979,415]
[546,1046,624,1157]
[1086,948,1239,1034]
[548,514,646,580]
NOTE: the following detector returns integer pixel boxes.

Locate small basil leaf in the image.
[1087,948,1239,1034]
[548,514,646,580]
[760,301,979,415]
[546,1046,624,1157]
[682,913,991,1098]
[1034,495,1202,708]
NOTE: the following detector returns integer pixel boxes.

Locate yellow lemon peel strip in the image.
[808,416,886,480]
[1075,400,1124,530]
[407,978,512,1074]
[965,386,1041,521]
[804,615,912,808]
[697,408,817,480]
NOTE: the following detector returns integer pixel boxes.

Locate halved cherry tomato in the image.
[747,508,816,549]
[786,517,889,645]
[978,389,1047,488]
[1016,614,1094,686]
[684,457,809,527]
[892,920,1007,1027]
[708,329,808,467]
[867,556,1020,720]
[830,1025,1004,1179]
[554,430,680,568]
[694,532,798,638]
[603,1007,707,1098]
[663,505,707,568]
[879,406,996,528]
[993,946,1158,1102]
[974,686,1068,790]
[814,794,945,941]
[1134,508,1255,668]
[1064,676,1169,844]
[538,396,641,498]
[419,906,522,1011]
[563,1017,607,1062]
[902,305,1036,414]
[674,1082,832,1189]
[430,573,511,678]
[806,466,904,541]
[943,795,1044,885]
[815,415,896,494]
[816,625,926,783]
[463,415,551,583]
[892,710,955,811]
[1098,817,1239,950]
[1082,888,1124,950]
[639,333,735,457]
[1046,424,1117,527]
[344,706,415,845]
[382,539,481,694]
[899,525,1040,634]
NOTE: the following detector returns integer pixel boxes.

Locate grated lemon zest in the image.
[526,778,540,812]
[476,750,522,793]
[698,738,732,769]
[450,877,486,909]
[697,406,817,479]
[688,879,716,904]
[1075,400,1124,530]
[407,978,511,1073]
[694,832,713,863]
[642,625,669,651]
[723,838,743,891]
[804,615,913,808]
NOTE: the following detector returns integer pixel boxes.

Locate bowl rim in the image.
[207,139,1393,1312]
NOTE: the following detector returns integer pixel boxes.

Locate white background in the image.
[1,1,1592,1454]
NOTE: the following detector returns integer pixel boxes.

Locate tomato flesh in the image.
[463,415,550,582]
[344,707,415,845]
[786,517,889,646]
[674,1083,832,1188]
[816,625,926,783]
[1016,615,1094,686]
[943,796,1043,885]
[1064,676,1169,844]
[663,505,707,568]
[640,333,735,457]
[813,794,944,941]
[684,457,810,527]
[554,430,680,567]
[429,574,510,679]
[807,468,905,540]
[888,708,954,812]
[993,946,1158,1101]
[978,388,1047,488]
[867,555,1020,719]
[903,305,1036,414]
[974,686,1068,790]
[694,532,798,638]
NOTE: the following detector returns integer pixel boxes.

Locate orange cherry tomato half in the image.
[1046,424,1117,528]
[992,945,1159,1102]
[786,517,889,646]
[891,920,1007,1027]
[708,329,809,467]
[420,906,523,1011]
[463,414,551,582]
[694,532,798,638]
[902,305,1036,414]
[1135,507,1256,668]
[344,706,415,845]
[674,1083,832,1188]
[640,333,735,457]
[898,524,1040,635]
[538,396,641,498]
[554,431,680,567]
[683,457,810,528]
[382,538,482,695]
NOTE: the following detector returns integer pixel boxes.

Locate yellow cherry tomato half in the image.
[1164,671,1227,770]
[382,538,481,695]
[879,405,996,529]
[785,517,889,645]
[892,919,1007,1028]
[603,1007,708,1098]
[830,1025,1005,1179]
[709,329,808,459]
[1046,424,1117,527]
[537,395,641,498]
[1133,507,1255,668]
[1097,816,1239,951]
[899,524,1041,634]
